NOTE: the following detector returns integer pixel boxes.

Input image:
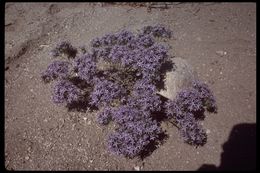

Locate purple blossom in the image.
[107,117,162,158]
[126,79,161,112]
[178,113,207,146]
[176,89,204,113]
[91,47,111,60]
[136,34,155,47]
[192,80,217,112]
[73,53,97,83]
[112,106,150,125]
[134,43,169,81]
[90,78,126,107]
[96,107,114,125]
[91,33,118,48]
[116,30,135,45]
[42,25,217,158]
[108,45,129,63]
[52,80,81,105]
[164,80,217,146]
[90,37,102,48]
[41,61,70,83]
[164,100,182,119]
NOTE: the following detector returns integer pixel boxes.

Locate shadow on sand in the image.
[197,123,256,171]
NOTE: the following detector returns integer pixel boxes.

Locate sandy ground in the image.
[5,3,256,170]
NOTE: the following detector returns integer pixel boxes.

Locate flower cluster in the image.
[41,61,70,83]
[73,53,97,83]
[192,80,217,112]
[178,113,207,145]
[164,80,217,145]
[128,79,162,112]
[96,106,114,125]
[108,117,162,159]
[52,80,81,105]
[90,78,126,107]
[41,25,217,159]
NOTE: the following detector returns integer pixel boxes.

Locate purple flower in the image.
[90,37,102,47]
[176,89,204,113]
[90,78,126,107]
[127,79,161,112]
[192,80,217,112]
[52,80,81,105]
[73,53,97,83]
[96,107,114,125]
[164,100,182,119]
[42,25,217,158]
[41,61,70,83]
[108,45,129,63]
[178,113,207,146]
[107,117,162,158]
[116,30,135,45]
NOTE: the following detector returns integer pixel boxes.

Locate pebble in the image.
[134,166,141,171]
[87,120,91,125]
[206,129,211,134]
[220,71,223,75]
[216,50,227,56]
[25,156,30,160]
[209,69,213,72]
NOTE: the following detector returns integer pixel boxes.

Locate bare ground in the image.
[5,3,256,170]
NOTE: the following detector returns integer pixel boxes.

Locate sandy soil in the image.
[5,2,256,170]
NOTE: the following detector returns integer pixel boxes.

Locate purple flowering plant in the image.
[41,24,217,159]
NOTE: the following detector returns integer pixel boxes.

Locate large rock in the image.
[158,57,198,100]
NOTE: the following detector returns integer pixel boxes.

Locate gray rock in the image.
[158,57,198,100]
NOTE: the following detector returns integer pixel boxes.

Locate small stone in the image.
[25,156,30,160]
[87,120,91,125]
[220,71,223,75]
[83,117,87,121]
[134,166,140,171]
[206,129,211,134]
[90,159,93,163]
[158,57,197,100]
[209,69,213,72]
[216,50,227,56]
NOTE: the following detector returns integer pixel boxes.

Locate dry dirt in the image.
[4,2,256,171]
